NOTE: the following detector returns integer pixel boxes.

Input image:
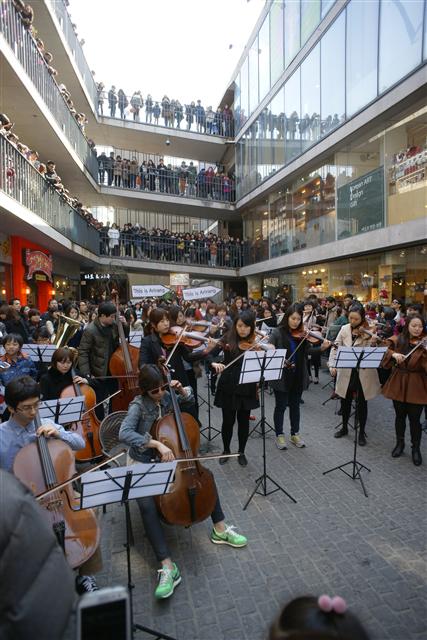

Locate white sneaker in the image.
[290,435,305,448]
[276,434,287,450]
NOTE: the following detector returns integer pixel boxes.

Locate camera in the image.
[76,586,131,640]
[165,139,171,146]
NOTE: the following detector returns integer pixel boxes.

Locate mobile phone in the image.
[76,586,131,640]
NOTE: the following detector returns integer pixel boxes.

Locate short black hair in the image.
[344,293,354,300]
[325,296,335,304]
[138,365,165,394]
[5,376,40,410]
[3,333,24,348]
[98,302,117,317]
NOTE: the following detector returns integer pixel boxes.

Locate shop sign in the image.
[82,273,111,280]
[182,286,221,301]
[170,273,190,286]
[337,167,384,239]
[26,250,52,282]
[264,277,279,287]
[35,273,47,281]
[131,285,171,298]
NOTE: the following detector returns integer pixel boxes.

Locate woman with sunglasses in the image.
[119,364,248,600]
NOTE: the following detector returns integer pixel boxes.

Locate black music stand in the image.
[323,346,387,498]
[22,343,57,361]
[39,396,85,426]
[80,461,178,640]
[240,349,297,510]
[199,371,221,451]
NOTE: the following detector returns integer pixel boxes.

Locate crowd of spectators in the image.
[97,152,235,202]
[97,86,234,137]
[10,1,93,145]
[100,225,246,268]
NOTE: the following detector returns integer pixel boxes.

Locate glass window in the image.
[259,15,271,101]
[424,3,427,60]
[379,0,424,93]
[346,0,379,117]
[301,44,320,152]
[270,2,285,85]
[321,0,335,18]
[249,37,259,114]
[270,88,286,170]
[240,57,249,127]
[284,69,301,162]
[321,12,345,136]
[284,0,301,68]
[234,73,241,132]
[301,0,321,44]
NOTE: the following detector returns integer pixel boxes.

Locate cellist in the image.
[119,364,248,600]
[39,347,88,400]
[0,376,102,594]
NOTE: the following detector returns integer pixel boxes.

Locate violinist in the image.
[381,314,427,466]
[39,347,87,400]
[119,364,247,600]
[303,301,321,383]
[139,308,216,420]
[78,301,127,418]
[328,304,381,445]
[269,304,329,451]
[211,310,271,466]
[0,376,101,593]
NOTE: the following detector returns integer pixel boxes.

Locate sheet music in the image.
[335,346,387,369]
[239,349,287,384]
[39,396,85,424]
[21,344,57,362]
[128,331,143,347]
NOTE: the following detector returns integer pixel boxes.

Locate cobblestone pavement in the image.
[65,369,427,640]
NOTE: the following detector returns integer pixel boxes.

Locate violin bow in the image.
[402,337,427,360]
[80,390,122,419]
[221,334,271,372]
[164,325,186,367]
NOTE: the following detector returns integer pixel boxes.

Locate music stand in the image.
[199,370,221,451]
[80,462,178,640]
[39,396,85,426]
[323,346,387,497]
[22,343,57,361]
[128,331,143,348]
[240,349,297,510]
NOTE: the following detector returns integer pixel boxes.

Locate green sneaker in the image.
[211,524,247,548]
[154,563,181,599]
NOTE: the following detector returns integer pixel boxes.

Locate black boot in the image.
[358,427,366,446]
[219,450,230,465]
[334,425,348,438]
[412,445,422,466]
[391,439,405,458]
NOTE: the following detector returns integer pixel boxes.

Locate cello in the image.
[109,304,140,412]
[60,365,103,462]
[150,363,217,526]
[13,410,100,569]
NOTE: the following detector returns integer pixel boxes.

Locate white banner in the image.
[131,285,170,298]
[182,286,221,301]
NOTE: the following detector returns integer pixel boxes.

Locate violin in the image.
[161,325,206,349]
[150,362,217,526]
[13,410,100,569]
[109,306,140,412]
[290,328,322,344]
[60,366,103,462]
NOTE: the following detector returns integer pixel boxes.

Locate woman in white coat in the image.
[107,223,120,256]
[328,304,381,446]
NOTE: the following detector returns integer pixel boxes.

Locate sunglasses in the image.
[148,384,168,394]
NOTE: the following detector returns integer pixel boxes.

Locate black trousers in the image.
[221,408,250,453]
[341,375,368,432]
[393,400,423,446]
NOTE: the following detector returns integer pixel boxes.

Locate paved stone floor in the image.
[65,369,427,640]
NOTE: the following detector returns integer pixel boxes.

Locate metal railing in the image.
[98,91,234,138]
[45,0,98,108]
[0,0,98,180]
[0,135,100,254]
[97,154,236,203]
[100,232,247,268]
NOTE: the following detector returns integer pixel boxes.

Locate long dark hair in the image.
[278,303,304,335]
[224,309,256,356]
[396,313,426,353]
[148,308,169,335]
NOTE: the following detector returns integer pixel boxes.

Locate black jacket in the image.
[78,317,122,378]
[139,333,201,387]
[269,327,310,393]
[39,367,75,400]
[0,470,74,639]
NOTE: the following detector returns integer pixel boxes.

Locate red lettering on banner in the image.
[25,250,53,282]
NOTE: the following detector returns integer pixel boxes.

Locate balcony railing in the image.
[45,0,98,108]
[0,0,98,180]
[98,90,234,138]
[0,135,100,254]
[100,232,247,268]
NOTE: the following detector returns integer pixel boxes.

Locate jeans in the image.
[221,408,250,453]
[136,493,225,562]
[273,389,302,436]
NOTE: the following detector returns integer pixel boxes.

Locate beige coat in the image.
[328,323,381,400]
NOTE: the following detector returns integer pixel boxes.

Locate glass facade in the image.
[378,0,425,93]
[261,245,427,306]
[235,0,427,200]
[243,104,427,263]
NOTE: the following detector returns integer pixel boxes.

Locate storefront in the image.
[10,236,53,310]
[80,271,128,303]
[262,244,427,307]
[0,233,12,301]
